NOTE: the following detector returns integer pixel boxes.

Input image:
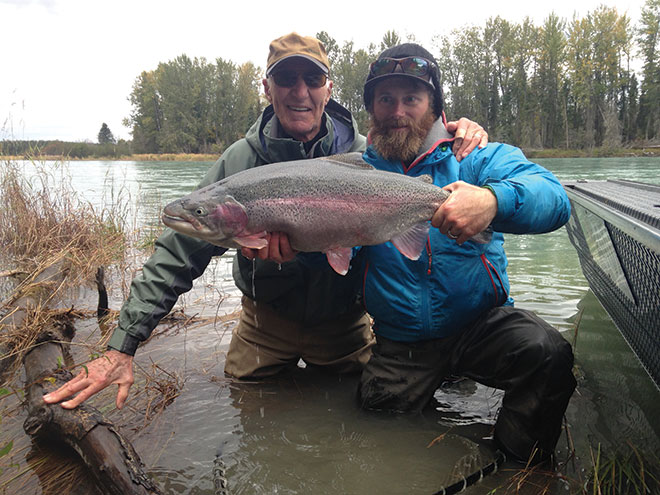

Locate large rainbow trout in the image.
[161,153,491,275]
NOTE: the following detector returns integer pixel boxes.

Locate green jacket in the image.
[108,100,367,355]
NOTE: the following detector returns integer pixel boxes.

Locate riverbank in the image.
[2,146,660,162]
[0,152,219,162]
[523,145,660,159]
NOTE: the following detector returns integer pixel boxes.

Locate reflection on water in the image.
[568,291,660,447]
[1,157,659,494]
[504,229,588,331]
[536,156,660,185]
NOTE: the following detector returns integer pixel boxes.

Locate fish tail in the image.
[470,225,494,244]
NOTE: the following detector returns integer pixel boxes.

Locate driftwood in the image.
[95,266,109,322]
[12,263,163,495]
[23,330,162,495]
[0,262,67,379]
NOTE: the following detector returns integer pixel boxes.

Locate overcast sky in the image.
[0,0,647,143]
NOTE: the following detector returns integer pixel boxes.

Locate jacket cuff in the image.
[106,329,142,356]
[483,181,513,221]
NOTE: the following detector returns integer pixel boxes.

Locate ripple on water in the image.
[2,158,658,494]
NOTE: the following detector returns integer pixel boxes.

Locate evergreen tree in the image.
[97,123,115,144]
[125,71,162,153]
[316,31,340,68]
[637,0,660,140]
[537,14,567,148]
[317,32,376,133]
[380,30,401,50]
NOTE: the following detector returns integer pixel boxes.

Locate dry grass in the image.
[0,160,126,270]
[582,443,660,495]
[0,159,127,381]
[479,415,660,495]
[141,361,183,426]
[481,447,660,495]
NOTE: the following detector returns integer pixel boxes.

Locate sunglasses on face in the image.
[271,70,328,88]
[369,56,435,78]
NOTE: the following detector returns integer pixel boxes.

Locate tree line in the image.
[0,139,132,159]
[2,1,658,158]
[125,2,658,154]
[436,2,660,149]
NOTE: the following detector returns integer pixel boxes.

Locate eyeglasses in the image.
[369,56,436,79]
[271,70,328,88]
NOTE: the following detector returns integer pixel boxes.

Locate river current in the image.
[1,156,658,494]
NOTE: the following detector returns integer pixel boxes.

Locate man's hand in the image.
[446,118,488,162]
[240,232,298,263]
[432,181,498,244]
[42,350,134,409]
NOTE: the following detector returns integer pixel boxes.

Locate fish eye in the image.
[194,206,207,216]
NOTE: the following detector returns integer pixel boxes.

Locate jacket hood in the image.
[244,99,362,163]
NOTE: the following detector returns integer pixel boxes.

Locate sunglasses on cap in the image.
[271,70,328,88]
[369,56,436,79]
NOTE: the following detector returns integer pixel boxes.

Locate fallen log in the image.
[13,263,163,495]
[22,317,163,495]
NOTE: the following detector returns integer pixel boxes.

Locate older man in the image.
[43,33,487,409]
[355,43,576,466]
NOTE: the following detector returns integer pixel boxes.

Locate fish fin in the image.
[233,232,269,249]
[417,174,433,184]
[469,226,493,244]
[391,223,430,260]
[325,248,353,276]
[320,153,375,170]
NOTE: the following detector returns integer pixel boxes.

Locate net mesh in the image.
[564,180,660,390]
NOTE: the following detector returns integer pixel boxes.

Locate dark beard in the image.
[370,109,436,163]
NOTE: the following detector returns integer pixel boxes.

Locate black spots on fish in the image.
[320,152,376,170]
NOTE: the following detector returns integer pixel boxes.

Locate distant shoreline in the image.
[523,146,660,159]
[0,153,219,162]
[2,147,660,162]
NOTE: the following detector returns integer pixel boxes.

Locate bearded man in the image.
[356,43,577,467]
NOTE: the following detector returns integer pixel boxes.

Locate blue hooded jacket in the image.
[360,120,570,342]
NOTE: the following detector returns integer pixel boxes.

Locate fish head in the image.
[162,192,249,248]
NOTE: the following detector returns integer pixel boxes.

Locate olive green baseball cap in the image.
[266,32,330,76]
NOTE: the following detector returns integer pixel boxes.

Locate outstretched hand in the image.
[42,350,134,409]
[240,232,298,263]
[446,118,488,162]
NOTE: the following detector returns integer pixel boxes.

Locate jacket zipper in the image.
[480,254,508,305]
[426,237,432,275]
[362,260,370,314]
[422,237,433,338]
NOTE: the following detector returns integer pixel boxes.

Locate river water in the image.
[1,156,659,494]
